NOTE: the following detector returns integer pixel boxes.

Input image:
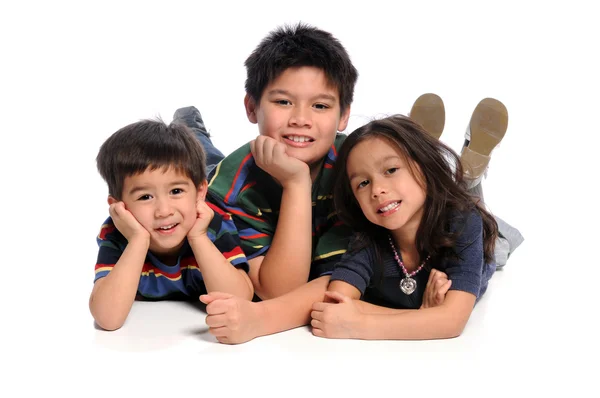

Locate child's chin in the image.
[150,239,184,254]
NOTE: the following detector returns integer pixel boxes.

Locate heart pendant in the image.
[400,277,417,295]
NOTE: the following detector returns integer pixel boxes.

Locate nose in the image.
[370,178,388,199]
[289,105,312,128]
[154,198,174,218]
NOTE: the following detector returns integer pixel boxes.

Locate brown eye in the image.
[357,180,369,189]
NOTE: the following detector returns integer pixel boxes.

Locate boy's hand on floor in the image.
[250,136,310,187]
[420,269,452,309]
[200,292,261,344]
[109,201,150,243]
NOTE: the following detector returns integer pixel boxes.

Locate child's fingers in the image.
[310,310,323,322]
[324,290,349,303]
[205,291,234,301]
[252,136,265,162]
[272,140,287,162]
[206,299,235,315]
[310,318,323,329]
[263,137,277,164]
[312,327,325,338]
[311,301,331,312]
[427,269,438,286]
[208,326,230,338]
[205,314,229,328]
[199,294,216,304]
[435,280,452,304]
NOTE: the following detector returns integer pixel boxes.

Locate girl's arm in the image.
[313,289,475,340]
[357,290,476,339]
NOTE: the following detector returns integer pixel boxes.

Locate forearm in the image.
[357,296,473,340]
[190,235,254,300]
[89,238,148,331]
[354,300,411,315]
[258,180,312,297]
[255,276,329,337]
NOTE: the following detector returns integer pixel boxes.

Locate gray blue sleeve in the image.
[329,246,375,296]
[446,211,486,297]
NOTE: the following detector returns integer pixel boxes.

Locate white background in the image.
[1,0,599,397]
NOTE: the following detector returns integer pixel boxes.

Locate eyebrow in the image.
[127,180,192,196]
[266,89,337,103]
[348,155,401,181]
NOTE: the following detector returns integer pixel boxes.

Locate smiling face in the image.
[110,166,206,258]
[245,66,350,180]
[346,136,426,237]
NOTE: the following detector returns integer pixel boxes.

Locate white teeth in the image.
[380,202,400,212]
[287,135,311,143]
[159,224,176,230]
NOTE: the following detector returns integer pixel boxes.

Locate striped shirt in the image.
[207,134,352,279]
[94,202,248,300]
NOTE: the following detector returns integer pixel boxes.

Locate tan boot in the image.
[461,98,508,179]
[409,93,445,140]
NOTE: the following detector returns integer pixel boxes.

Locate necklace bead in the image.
[388,236,430,279]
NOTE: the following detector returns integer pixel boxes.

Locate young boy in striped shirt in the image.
[90,119,253,331]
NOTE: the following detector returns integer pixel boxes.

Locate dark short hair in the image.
[244,22,358,114]
[333,115,498,267]
[96,119,207,200]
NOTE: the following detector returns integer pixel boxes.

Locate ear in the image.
[337,106,351,132]
[197,180,208,201]
[244,94,258,124]
[107,195,118,206]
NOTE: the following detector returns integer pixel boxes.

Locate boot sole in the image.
[409,93,445,139]
[467,98,508,156]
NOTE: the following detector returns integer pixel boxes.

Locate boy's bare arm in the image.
[89,236,149,331]
[90,202,150,331]
[189,234,253,300]
[201,275,330,344]
[249,137,313,299]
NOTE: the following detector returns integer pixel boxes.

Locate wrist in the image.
[188,232,210,246]
[355,312,370,339]
[281,173,311,190]
[128,234,150,249]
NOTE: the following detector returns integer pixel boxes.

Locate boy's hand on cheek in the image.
[188,199,214,242]
[250,136,310,188]
[109,202,150,244]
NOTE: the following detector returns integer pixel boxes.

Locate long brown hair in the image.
[333,115,498,269]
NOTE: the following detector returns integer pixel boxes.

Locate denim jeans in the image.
[172,106,225,174]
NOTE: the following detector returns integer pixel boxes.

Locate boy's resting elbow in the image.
[95,318,125,332]
[89,297,126,331]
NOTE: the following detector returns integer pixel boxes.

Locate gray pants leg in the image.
[467,177,524,268]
